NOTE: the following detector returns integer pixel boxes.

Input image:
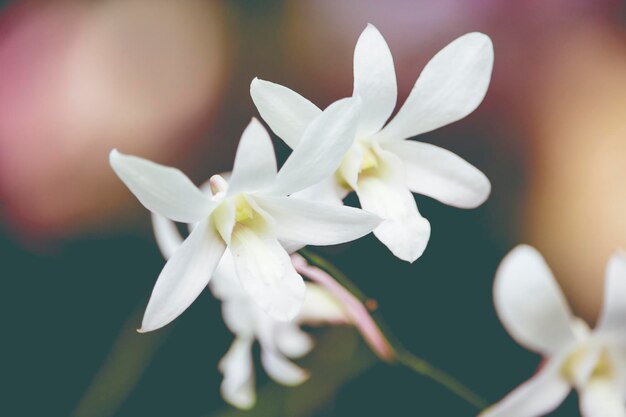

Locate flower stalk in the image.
[297,248,488,410]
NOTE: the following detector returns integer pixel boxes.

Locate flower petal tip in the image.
[223,394,256,411]
[403,241,428,264]
[361,23,383,37]
[108,148,129,171]
[465,31,492,43]
[137,319,165,334]
[250,77,268,90]
[465,176,492,209]
[468,32,494,57]
[298,371,311,385]
[109,148,121,164]
[614,248,626,260]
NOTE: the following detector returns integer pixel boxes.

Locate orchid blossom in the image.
[216,275,347,409]
[110,102,382,330]
[152,213,349,409]
[483,245,626,417]
[251,24,493,262]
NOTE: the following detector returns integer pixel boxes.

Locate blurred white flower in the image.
[214,254,350,409]
[110,108,381,330]
[482,245,626,417]
[251,24,493,262]
[151,212,350,409]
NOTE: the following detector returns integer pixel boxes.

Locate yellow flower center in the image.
[359,147,379,173]
[561,346,614,384]
[234,195,255,224]
[212,193,261,244]
[336,142,381,190]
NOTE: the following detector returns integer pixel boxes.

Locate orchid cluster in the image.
[110,22,626,416]
[151,214,351,408]
[111,23,493,409]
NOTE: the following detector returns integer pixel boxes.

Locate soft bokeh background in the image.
[2,1,626,416]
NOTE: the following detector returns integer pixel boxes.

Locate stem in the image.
[72,306,171,417]
[298,248,488,411]
[395,348,488,410]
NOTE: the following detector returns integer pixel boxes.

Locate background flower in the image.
[484,245,626,417]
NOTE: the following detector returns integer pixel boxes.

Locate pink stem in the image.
[291,253,395,362]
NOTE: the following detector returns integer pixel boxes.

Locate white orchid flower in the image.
[110,101,382,330]
[215,255,350,409]
[482,245,626,417]
[251,24,493,262]
[152,213,350,410]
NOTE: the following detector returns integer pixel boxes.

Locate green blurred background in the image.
[2,1,626,416]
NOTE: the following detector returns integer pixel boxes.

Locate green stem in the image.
[298,248,489,411]
[395,348,488,410]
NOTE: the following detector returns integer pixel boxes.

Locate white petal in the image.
[250,78,321,148]
[210,250,243,300]
[271,96,361,196]
[279,239,306,255]
[297,282,349,325]
[384,140,490,208]
[352,24,397,136]
[252,195,380,247]
[140,219,226,332]
[212,198,236,244]
[218,338,256,410]
[597,251,626,337]
[375,32,494,142]
[291,176,349,206]
[230,223,306,321]
[151,213,184,260]
[222,299,257,339]
[260,348,309,386]
[564,343,602,389]
[109,150,213,223]
[358,180,430,262]
[273,325,314,358]
[338,143,364,191]
[494,245,576,355]
[480,357,571,417]
[608,346,626,398]
[355,149,430,262]
[227,118,277,195]
[580,379,626,417]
